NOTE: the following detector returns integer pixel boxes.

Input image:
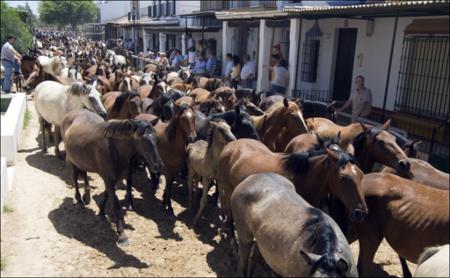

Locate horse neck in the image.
[291,154,332,206]
[108,138,135,168]
[204,138,226,174]
[354,143,375,173]
[341,124,364,148]
[165,118,189,148]
[251,114,267,134]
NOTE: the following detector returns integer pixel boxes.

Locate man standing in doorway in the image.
[336,75,372,122]
[1,35,22,94]
[240,54,256,89]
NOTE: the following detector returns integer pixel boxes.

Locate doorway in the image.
[333,28,358,101]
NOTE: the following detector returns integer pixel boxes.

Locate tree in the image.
[39,0,98,30]
[0,1,33,53]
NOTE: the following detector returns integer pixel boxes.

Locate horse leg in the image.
[151,172,160,191]
[235,225,253,277]
[356,221,383,277]
[38,116,47,153]
[125,164,135,211]
[193,177,213,226]
[399,256,412,278]
[106,180,128,244]
[53,125,63,160]
[81,171,91,205]
[187,166,195,213]
[98,190,108,220]
[162,174,174,213]
[210,181,219,204]
[68,162,83,208]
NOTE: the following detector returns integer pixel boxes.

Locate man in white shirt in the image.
[240,54,256,89]
[1,35,22,93]
[336,75,372,122]
[269,57,289,95]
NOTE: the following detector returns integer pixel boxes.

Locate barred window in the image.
[301,37,320,83]
[395,34,449,120]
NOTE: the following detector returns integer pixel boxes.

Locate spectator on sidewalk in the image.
[336,75,372,123]
[268,57,289,95]
[230,55,241,89]
[240,54,256,89]
[1,35,22,94]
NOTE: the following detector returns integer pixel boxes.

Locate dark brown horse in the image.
[354,173,449,276]
[102,91,142,120]
[60,109,163,244]
[136,104,197,212]
[251,98,308,151]
[216,138,367,240]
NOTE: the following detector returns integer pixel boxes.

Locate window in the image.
[301,37,320,82]
[395,34,449,120]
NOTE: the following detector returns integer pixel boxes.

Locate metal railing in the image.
[292,89,332,103]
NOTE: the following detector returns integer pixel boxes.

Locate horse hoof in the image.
[82,193,91,205]
[117,234,129,246]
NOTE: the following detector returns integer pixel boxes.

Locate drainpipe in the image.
[293,17,303,96]
[381,15,398,122]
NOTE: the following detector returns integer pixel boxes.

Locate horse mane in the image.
[302,207,343,276]
[418,245,444,265]
[104,119,152,139]
[22,55,36,62]
[110,91,140,115]
[68,82,88,96]
[265,100,285,115]
[167,104,191,141]
[352,126,382,157]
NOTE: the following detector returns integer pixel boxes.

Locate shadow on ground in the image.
[48,197,149,269]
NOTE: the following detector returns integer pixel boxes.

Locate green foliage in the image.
[3,204,14,213]
[39,0,99,29]
[23,109,31,129]
[0,1,33,53]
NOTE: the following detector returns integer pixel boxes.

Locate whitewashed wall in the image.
[295,16,447,111]
[176,1,200,15]
[99,1,130,24]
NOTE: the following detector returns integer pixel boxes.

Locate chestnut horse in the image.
[251,98,308,151]
[136,104,197,212]
[216,138,367,240]
[61,109,163,244]
[354,173,449,276]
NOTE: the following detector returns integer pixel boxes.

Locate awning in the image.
[179,11,217,18]
[405,18,449,34]
[143,26,220,33]
[216,9,288,21]
[283,0,450,18]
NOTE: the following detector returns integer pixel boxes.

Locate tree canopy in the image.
[39,0,98,29]
[0,0,33,53]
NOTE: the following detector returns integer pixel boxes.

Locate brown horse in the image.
[102,91,142,120]
[136,104,197,212]
[22,62,70,91]
[354,173,449,276]
[382,158,449,190]
[251,98,308,151]
[61,109,163,244]
[216,138,367,240]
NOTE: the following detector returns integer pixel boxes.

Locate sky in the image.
[5,0,40,16]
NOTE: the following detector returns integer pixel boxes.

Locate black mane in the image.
[303,207,344,276]
[352,126,382,157]
[282,149,325,175]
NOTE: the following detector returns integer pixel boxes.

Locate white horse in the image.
[167,65,191,83]
[415,245,449,277]
[37,56,62,76]
[34,81,107,158]
[106,50,126,67]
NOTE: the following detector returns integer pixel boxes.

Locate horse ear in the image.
[316,132,325,146]
[336,131,341,143]
[382,119,391,130]
[283,97,289,108]
[300,250,322,266]
[149,117,159,126]
[359,121,369,132]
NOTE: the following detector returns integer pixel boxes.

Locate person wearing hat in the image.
[1,35,22,93]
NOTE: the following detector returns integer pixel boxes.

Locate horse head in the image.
[354,119,411,175]
[69,82,107,118]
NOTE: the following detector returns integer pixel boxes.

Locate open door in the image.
[333,28,358,101]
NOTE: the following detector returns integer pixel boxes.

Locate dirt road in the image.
[1,100,415,277]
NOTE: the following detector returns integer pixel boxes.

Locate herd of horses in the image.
[19,36,449,277]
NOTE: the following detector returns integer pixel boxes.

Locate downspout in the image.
[381,15,398,122]
[293,16,303,96]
